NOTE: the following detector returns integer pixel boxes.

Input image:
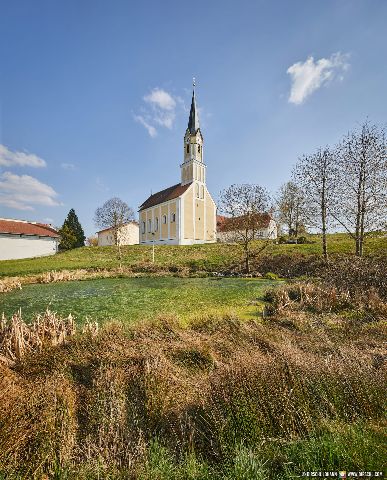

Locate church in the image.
[138,86,217,245]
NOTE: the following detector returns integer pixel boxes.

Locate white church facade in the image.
[138,86,216,245]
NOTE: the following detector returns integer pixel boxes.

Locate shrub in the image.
[263,272,279,280]
[297,236,308,244]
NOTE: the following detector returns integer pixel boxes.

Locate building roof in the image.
[0,218,59,238]
[187,88,200,134]
[97,221,139,234]
[139,183,192,211]
[216,213,273,232]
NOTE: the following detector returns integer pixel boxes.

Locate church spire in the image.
[187,78,200,134]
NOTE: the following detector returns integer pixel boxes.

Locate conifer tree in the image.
[59,209,85,250]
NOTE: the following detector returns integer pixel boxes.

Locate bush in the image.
[263,272,279,280]
[297,236,308,244]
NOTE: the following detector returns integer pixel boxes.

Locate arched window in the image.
[171,213,176,223]
[196,183,200,198]
[198,144,201,153]
[148,219,152,233]
[155,217,159,231]
[142,221,145,234]
[201,185,204,198]
[186,144,189,153]
[162,215,167,224]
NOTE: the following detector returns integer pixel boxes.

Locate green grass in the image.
[0,233,386,278]
[0,276,277,323]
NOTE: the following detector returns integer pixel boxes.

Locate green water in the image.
[0,277,276,322]
[0,277,277,324]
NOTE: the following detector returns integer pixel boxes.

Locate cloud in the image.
[134,88,180,137]
[144,88,176,111]
[133,115,157,138]
[61,162,76,170]
[287,52,350,105]
[0,144,46,168]
[0,171,60,210]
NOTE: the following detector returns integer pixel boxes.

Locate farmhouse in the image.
[216,214,277,242]
[97,221,139,246]
[138,85,217,245]
[0,218,59,260]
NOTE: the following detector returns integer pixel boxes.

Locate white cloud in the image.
[0,144,46,168]
[61,162,76,170]
[133,115,157,138]
[135,88,180,137]
[287,52,350,105]
[144,88,176,111]
[0,171,60,210]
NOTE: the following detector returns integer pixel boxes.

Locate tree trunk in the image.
[321,175,328,261]
[244,243,250,274]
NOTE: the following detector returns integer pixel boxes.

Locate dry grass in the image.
[0,308,385,478]
[0,266,193,294]
[264,281,387,319]
[0,310,98,366]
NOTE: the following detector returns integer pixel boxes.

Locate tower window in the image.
[186,144,189,153]
[198,145,201,153]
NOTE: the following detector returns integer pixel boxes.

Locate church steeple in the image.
[181,79,206,187]
[188,83,200,134]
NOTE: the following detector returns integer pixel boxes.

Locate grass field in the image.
[0,233,386,278]
[0,277,277,323]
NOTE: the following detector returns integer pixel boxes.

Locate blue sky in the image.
[1,0,386,236]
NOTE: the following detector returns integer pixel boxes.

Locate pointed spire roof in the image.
[187,81,200,134]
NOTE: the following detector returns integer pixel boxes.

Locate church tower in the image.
[181,85,206,194]
[139,80,216,245]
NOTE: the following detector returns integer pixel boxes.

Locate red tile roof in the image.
[216,213,272,232]
[139,183,192,211]
[0,219,59,238]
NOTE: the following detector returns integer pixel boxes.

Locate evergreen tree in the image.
[58,223,78,251]
[59,209,85,250]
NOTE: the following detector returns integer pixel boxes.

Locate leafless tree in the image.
[276,181,306,237]
[218,184,271,273]
[332,121,387,256]
[94,197,135,267]
[293,147,337,260]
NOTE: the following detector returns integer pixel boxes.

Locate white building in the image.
[216,214,277,242]
[0,218,59,260]
[138,85,217,245]
[97,221,139,246]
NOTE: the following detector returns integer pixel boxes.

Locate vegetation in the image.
[0,233,386,279]
[218,184,272,273]
[289,120,387,257]
[0,277,276,324]
[58,208,86,250]
[0,297,385,479]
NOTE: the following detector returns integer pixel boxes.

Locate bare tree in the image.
[332,121,387,256]
[218,184,271,273]
[293,147,337,260]
[94,197,135,267]
[276,181,306,237]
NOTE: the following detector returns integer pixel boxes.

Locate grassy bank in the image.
[1,233,386,279]
[0,309,385,479]
[0,277,277,323]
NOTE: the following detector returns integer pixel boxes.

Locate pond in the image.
[0,276,278,324]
